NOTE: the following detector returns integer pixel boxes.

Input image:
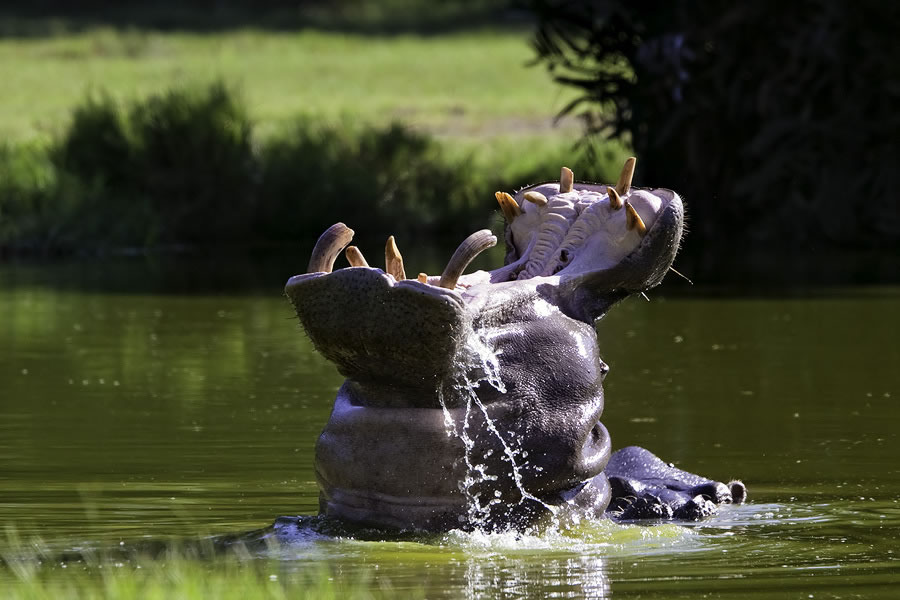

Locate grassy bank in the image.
[2,557,422,600]
[0,28,578,144]
[0,27,630,253]
[0,82,627,253]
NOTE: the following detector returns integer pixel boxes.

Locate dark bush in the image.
[531,0,900,250]
[4,84,511,252]
[128,82,256,243]
[0,144,57,251]
[49,82,257,247]
[53,95,132,190]
[257,118,487,241]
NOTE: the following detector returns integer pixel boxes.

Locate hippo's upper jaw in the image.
[284,159,688,531]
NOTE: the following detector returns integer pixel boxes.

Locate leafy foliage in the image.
[1,82,628,254]
[258,119,485,240]
[531,0,900,248]
[50,84,256,246]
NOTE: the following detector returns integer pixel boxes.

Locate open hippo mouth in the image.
[285,159,685,530]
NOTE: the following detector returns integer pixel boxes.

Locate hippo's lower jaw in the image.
[286,158,744,531]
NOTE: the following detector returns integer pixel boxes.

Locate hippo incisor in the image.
[284,158,745,531]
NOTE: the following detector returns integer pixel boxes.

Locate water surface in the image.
[1,259,897,598]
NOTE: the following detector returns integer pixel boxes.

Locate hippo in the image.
[284,158,746,531]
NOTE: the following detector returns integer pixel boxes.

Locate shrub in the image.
[128,82,256,244]
[49,82,256,248]
[0,144,57,251]
[2,81,629,254]
[257,118,486,241]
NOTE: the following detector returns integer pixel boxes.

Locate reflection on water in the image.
[1,259,898,597]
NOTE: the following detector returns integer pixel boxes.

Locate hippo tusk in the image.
[345,246,369,268]
[560,167,574,193]
[385,236,407,280]
[607,187,623,210]
[439,229,497,289]
[615,157,636,196]
[524,191,548,206]
[495,191,522,221]
[308,223,354,273]
[625,201,647,236]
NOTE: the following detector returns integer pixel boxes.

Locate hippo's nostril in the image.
[689,482,731,504]
[599,361,610,381]
[728,480,747,505]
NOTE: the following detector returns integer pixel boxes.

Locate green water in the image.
[1,259,898,598]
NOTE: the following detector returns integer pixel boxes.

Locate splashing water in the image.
[437,331,557,529]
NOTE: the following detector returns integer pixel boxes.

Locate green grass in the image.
[0,28,580,145]
[2,558,422,600]
[0,27,629,253]
[0,527,423,600]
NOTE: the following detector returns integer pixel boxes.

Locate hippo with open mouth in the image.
[284,158,746,531]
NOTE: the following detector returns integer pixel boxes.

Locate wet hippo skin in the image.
[284,158,745,531]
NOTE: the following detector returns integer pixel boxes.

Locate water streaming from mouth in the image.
[437,332,557,530]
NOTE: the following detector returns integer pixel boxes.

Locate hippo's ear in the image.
[285,268,471,389]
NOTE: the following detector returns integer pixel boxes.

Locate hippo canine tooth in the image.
[495,191,522,221]
[607,187,623,210]
[615,157,636,196]
[439,229,497,289]
[523,191,548,206]
[345,246,369,268]
[560,167,574,193]
[308,222,354,273]
[625,201,647,236]
[385,236,407,280]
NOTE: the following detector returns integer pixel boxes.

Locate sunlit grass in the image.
[2,558,422,600]
[0,28,580,145]
[0,530,422,600]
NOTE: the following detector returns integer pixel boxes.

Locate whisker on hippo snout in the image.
[668,266,694,285]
